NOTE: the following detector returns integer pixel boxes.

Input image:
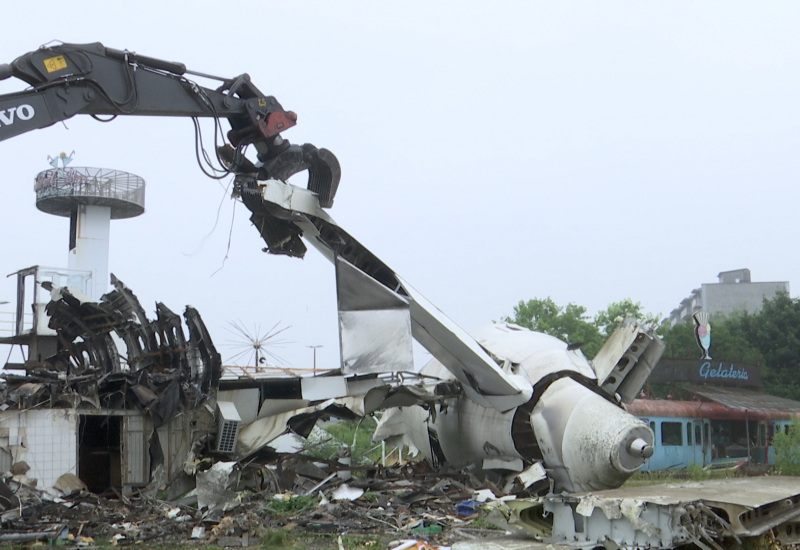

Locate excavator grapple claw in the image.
[304,145,341,209]
[260,143,341,208]
[218,142,341,209]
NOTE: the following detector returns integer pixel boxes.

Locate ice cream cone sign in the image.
[693,311,712,360]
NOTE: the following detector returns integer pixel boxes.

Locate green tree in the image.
[659,313,760,364]
[704,312,761,364]
[505,297,604,357]
[735,292,800,400]
[659,321,698,359]
[594,298,662,338]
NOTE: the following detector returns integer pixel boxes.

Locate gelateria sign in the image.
[698,362,750,381]
[649,358,762,389]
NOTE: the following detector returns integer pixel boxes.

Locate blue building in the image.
[628,359,800,471]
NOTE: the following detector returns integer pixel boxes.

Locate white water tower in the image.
[34,153,145,300]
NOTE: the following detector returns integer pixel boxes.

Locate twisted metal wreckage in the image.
[0,271,399,495]
[0,42,799,548]
[0,274,222,492]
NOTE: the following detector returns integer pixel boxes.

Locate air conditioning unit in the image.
[215,401,242,454]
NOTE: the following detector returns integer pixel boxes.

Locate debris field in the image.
[1,452,509,548]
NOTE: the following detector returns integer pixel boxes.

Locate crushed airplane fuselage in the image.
[235,174,665,494]
[0,272,221,494]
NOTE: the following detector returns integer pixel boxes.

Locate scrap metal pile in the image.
[4,447,800,549]
[0,452,508,547]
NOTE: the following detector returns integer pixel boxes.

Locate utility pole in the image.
[306,344,323,374]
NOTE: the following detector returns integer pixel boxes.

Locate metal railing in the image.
[35,167,145,210]
[8,266,92,337]
[0,310,20,337]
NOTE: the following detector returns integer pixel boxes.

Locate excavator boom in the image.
[0,42,339,206]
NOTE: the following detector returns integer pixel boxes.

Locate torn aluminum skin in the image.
[482,476,800,549]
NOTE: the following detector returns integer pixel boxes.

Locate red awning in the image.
[628,386,800,420]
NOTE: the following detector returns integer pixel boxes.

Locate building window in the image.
[661,422,683,446]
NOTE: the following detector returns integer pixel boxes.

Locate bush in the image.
[301,417,382,466]
[772,418,800,475]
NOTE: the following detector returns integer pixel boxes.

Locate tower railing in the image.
[34,167,145,219]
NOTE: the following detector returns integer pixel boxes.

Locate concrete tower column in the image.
[68,204,112,300]
[35,155,145,301]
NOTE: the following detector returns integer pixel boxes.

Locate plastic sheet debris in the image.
[331,483,364,501]
[411,522,443,535]
[456,500,481,517]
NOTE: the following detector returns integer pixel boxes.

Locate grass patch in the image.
[687,462,711,480]
[265,494,319,517]
[261,529,291,547]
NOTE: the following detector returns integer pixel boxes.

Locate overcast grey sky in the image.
[0,2,797,369]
